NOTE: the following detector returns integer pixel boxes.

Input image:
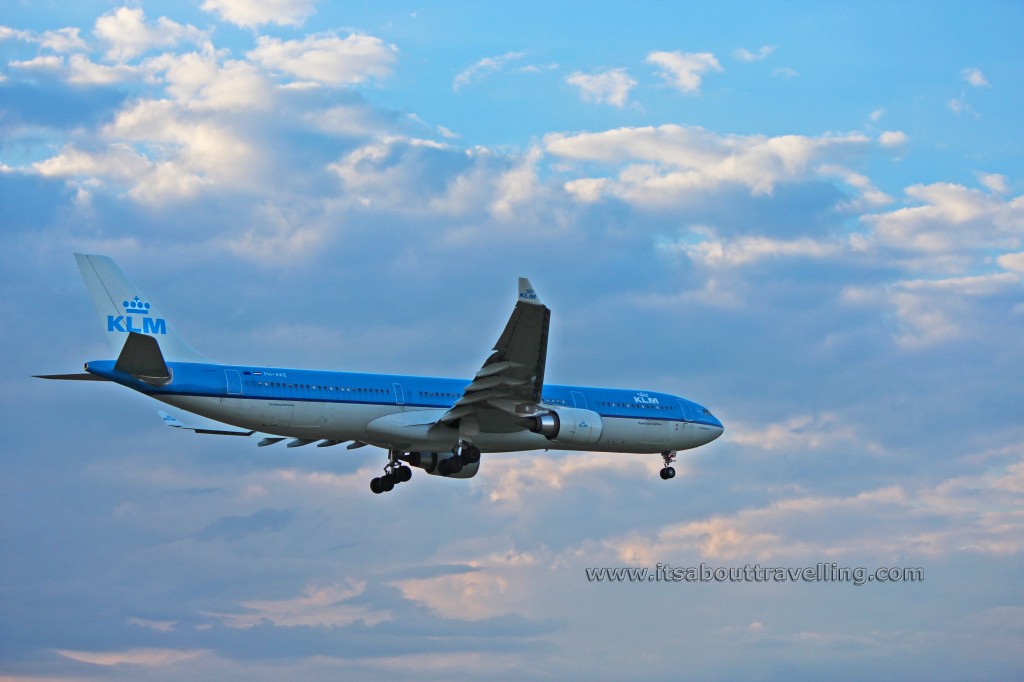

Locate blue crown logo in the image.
[122,296,151,315]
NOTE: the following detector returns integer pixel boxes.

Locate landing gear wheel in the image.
[462,443,481,464]
[659,450,678,481]
[371,451,412,494]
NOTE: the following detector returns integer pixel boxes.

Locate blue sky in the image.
[2,1,1023,680]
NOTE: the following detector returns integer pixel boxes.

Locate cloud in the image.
[843,272,1021,347]
[662,228,845,267]
[870,108,885,122]
[979,172,1008,194]
[861,182,1024,255]
[565,68,636,107]
[646,50,722,93]
[962,67,990,88]
[94,7,205,62]
[201,0,318,28]
[878,130,908,148]
[948,95,973,117]
[453,51,525,91]
[546,124,871,201]
[39,27,87,52]
[8,55,64,72]
[54,648,208,667]
[247,32,398,86]
[996,251,1024,273]
[151,50,275,110]
[772,66,799,79]
[0,25,32,42]
[207,581,391,628]
[734,45,775,62]
[728,413,860,451]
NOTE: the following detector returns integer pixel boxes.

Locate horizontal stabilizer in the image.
[116,332,171,386]
[157,410,254,437]
[34,373,111,381]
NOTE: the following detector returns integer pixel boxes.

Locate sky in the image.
[1,0,1023,679]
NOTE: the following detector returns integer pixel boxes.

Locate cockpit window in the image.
[702,408,713,416]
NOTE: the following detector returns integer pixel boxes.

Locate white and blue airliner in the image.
[37,255,723,494]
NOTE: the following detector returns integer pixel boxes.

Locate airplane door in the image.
[393,383,405,406]
[571,391,587,409]
[225,369,242,395]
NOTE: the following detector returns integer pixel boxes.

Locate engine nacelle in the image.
[519,407,603,447]
[400,451,479,479]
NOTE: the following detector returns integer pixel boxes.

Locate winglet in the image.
[518,278,542,305]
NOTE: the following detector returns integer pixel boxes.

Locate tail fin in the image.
[74,254,206,362]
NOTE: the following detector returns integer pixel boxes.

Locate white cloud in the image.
[39,27,87,52]
[207,581,391,628]
[8,55,64,71]
[201,0,318,27]
[565,68,636,107]
[818,164,894,209]
[452,51,525,91]
[996,252,1024,273]
[247,32,397,86]
[33,143,152,183]
[861,182,1024,255]
[772,66,799,79]
[108,99,259,189]
[729,413,860,451]
[151,50,274,110]
[870,108,885,122]
[844,272,1021,347]
[127,616,177,633]
[546,124,871,201]
[54,648,208,667]
[94,7,205,62]
[646,50,722,93]
[604,460,1024,566]
[0,25,31,41]
[962,67,990,88]
[979,173,1008,194]
[67,54,140,84]
[490,146,543,220]
[734,45,775,62]
[664,230,844,267]
[878,130,908,148]
[948,95,973,117]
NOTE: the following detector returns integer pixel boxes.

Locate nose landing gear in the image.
[659,450,677,480]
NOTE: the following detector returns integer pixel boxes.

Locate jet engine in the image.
[519,407,603,447]
[400,451,479,479]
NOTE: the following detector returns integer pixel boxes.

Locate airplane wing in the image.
[436,278,550,435]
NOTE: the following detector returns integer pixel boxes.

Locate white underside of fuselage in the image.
[156,394,721,454]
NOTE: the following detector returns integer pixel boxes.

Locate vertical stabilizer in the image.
[74,254,207,362]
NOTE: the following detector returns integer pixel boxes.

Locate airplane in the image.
[36,254,724,494]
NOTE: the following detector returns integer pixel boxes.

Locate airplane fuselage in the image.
[85,360,724,455]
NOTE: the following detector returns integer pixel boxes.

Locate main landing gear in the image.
[370,450,412,494]
[659,450,677,480]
